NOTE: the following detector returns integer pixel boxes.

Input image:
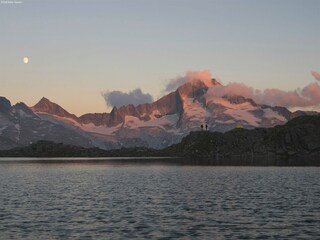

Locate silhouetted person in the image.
[201,124,203,131]
[205,124,208,131]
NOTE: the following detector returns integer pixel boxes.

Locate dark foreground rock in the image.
[162,115,320,165]
[0,140,160,158]
[0,115,319,165]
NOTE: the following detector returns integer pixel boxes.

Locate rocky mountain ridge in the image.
[0,97,95,150]
[1,78,319,150]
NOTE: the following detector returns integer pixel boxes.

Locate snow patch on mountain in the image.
[263,108,287,122]
[81,123,121,135]
[224,108,260,126]
[36,112,80,126]
[0,126,8,134]
[124,113,179,130]
[183,98,209,121]
[204,96,260,126]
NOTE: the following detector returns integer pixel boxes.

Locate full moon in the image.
[23,57,29,64]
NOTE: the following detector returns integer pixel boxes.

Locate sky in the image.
[0,0,319,116]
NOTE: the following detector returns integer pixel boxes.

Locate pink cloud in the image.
[256,88,310,107]
[207,82,320,108]
[301,82,320,103]
[164,70,320,108]
[207,82,254,99]
[311,71,320,81]
[164,70,212,92]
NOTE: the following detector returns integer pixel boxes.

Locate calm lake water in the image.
[0,160,319,239]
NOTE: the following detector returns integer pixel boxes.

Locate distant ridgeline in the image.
[1,78,319,151]
[0,115,319,166]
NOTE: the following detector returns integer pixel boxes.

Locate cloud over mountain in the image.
[102,88,153,108]
[207,82,320,108]
[311,71,320,81]
[164,70,213,92]
[102,70,320,110]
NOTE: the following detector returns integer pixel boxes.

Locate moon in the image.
[23,57,29,64]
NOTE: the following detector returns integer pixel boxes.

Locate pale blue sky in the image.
[1,0,319,115]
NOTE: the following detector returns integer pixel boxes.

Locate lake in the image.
[0,159,319,239]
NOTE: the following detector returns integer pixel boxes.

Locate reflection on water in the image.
[0,162,319,239]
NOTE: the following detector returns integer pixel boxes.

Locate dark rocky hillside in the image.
[0,115,319,165]
[162,115,320,165]
[0,140,159,158]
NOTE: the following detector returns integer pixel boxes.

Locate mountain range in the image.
[1,115,319,166]
[0,78,318,150]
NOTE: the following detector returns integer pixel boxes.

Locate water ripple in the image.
[0,164,319,239]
